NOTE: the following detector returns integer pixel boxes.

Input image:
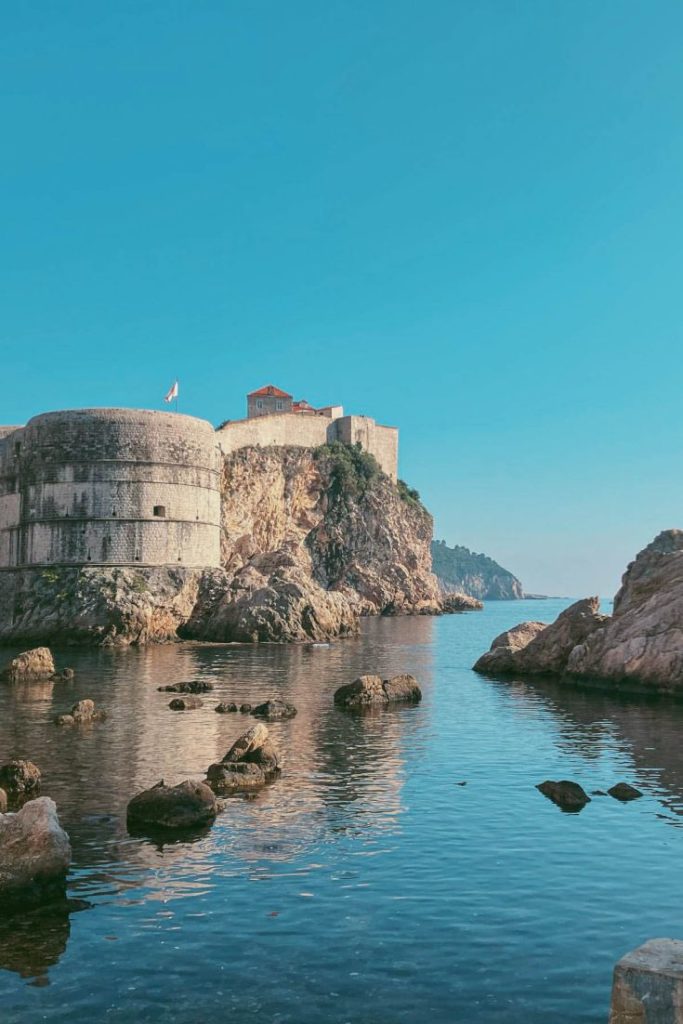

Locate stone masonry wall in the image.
[0,409,221,569]
[217,413,398,480]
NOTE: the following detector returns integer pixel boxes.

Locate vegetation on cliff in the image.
[431,540,524,600]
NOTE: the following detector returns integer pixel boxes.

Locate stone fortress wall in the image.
[217,412,398,481]
[0,409,221,569]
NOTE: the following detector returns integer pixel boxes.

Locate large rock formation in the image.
[0,566,202,647]
[219,445,442,617]
[474,598,607,676]
[431,540,524,600]
[474,531,683,693]
[0,798,72,911]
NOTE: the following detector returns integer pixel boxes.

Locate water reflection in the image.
[494,673,683,818]
[0,900,89,983]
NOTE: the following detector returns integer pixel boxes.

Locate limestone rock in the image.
[215,702,238,713]
[608,782,643,802]
[0,566,204,647]
[205,761,268,794]
[0,760,41,797]
[609,938,683,1023]
[206,723,280,794]
[474,599,607,676]
[157,681,213,693]
[568,530,683,690]
[55,699,106,726]
[184,560,358,644]
[334,673,422,709]
[169,696,203,711]
[126,780,218,831]
[536,780,591,811]
[1,647,55,681]
[250,699,297,721]
[473,621,548,674]
[0,797,71,911]
[440,592,484,613]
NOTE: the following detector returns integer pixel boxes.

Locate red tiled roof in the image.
[247,384,292,399]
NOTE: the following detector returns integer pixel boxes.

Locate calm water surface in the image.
[2,600,683,1023]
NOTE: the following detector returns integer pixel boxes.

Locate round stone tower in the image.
[0,409,221,569]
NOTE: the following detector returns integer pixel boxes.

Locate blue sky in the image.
[2,1,682,597]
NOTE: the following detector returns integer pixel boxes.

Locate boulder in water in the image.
[168,696,203,711]
[0,797,72,911]
[206,723,280,794]
[55,699,107,726]
[0,761,41,798]
[536,780,591,811]
[250,699,297,721]
[1,647,56,682]
[215,702,238,714]
[333,673,422,709]
[127,780,218,831]
[608,782,643,802]
[157,681,213,694]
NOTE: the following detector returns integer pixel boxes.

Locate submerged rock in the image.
[608,782,643,802]
[250,699,297,721]
[215,702,238,714]
[239,703,252,713]
[1,647,56,682]
[206,723,280,795]
[0,760,41,797]
[333,673,422,709]
[536,780,591,811]
[0,798,72,911]
[55,700,107,727]
[169,696,203,711]
[157,681,213,694]
[126,780,218,831]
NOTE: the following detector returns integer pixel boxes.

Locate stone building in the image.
[0,409,221,569]
[247,384,293,418]
[220,384,398,481]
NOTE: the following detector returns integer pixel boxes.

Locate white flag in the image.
[164,380,179,403]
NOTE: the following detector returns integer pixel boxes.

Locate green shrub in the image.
[397,479,423,508]
[314,442,382,500]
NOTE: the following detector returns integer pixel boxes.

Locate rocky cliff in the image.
[431,540,524,600]
[0,443,445,646]
[474,530,683,693]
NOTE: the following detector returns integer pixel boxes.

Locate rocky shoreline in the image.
[474,530,683,694]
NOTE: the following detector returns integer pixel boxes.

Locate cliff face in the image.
[217,444,441,618]
[431,540,524,600]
